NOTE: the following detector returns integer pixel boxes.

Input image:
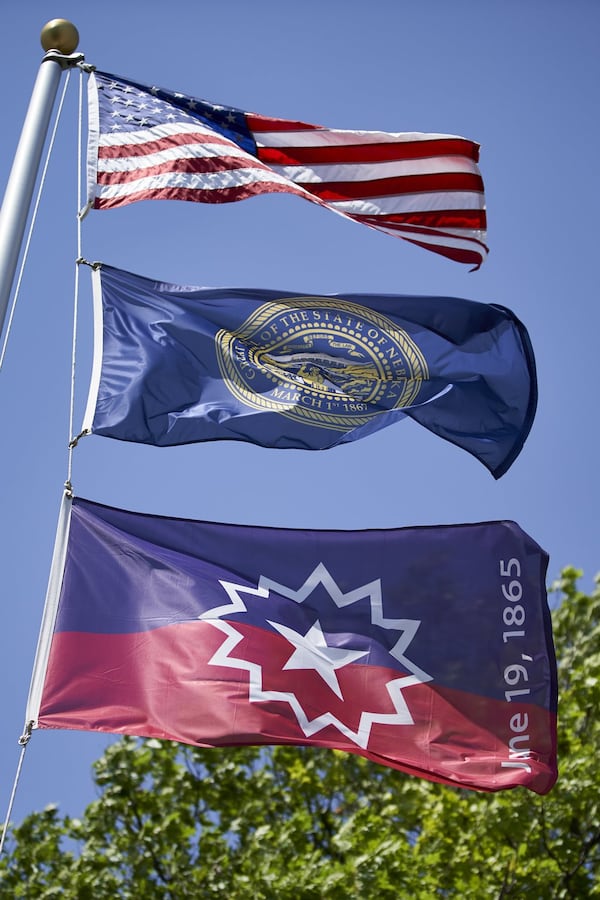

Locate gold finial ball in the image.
[40,19,79,54]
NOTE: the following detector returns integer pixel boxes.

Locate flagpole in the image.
[0,19,82,344]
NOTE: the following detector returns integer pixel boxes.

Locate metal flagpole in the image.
[0,19,82,344]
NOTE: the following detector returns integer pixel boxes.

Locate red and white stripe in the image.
[248,114,487,267]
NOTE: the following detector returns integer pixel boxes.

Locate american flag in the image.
[87,70,488,268]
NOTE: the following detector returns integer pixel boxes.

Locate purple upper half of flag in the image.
[33,497,557,794]
[87,70,488,268]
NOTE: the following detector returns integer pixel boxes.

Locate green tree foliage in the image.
[1,567,598,898]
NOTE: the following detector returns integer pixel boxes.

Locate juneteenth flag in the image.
[82,264,537,479]
[27,495,557,794]
[86,70,488,268]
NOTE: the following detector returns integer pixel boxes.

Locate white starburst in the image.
[199,564,432,749]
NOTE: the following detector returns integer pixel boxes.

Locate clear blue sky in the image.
[1,1,598,823]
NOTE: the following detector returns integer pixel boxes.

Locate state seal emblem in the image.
[215,298,429,431]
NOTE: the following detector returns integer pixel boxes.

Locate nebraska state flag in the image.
[27,495,557,794]
[82,264,537,479]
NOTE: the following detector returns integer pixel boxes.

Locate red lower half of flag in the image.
[37,621,556,794]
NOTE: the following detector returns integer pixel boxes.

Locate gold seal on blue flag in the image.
[215,298,428,431]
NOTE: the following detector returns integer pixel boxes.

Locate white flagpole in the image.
[24,490,73,727]
[1,489,73,857]
[0,19,82,343]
